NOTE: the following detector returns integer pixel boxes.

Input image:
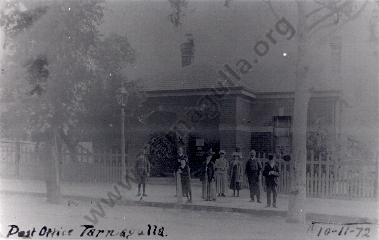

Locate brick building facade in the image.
[126,65,344,175]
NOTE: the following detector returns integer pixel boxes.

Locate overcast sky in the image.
[19,0,379,150]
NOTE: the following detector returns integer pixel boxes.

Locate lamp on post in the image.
[117,84,129,181]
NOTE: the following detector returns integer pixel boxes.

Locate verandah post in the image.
[176,170,183,204]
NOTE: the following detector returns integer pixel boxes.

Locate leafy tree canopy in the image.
[0,0,141,150]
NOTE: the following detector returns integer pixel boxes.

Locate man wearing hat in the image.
[200,152,216,201]
[262,154,280,208]
[215,150,228,197]
[207,147,216,163]
[245,149,262,202]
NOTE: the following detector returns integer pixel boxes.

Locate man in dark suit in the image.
[201,152,216,201]
[262,154,280,208]
[245,149,262,203]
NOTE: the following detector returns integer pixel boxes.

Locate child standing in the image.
[178,158,192,203]
[229,152,243,197]
[135,154,150,197]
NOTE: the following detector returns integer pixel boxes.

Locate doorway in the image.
[187,132,220,177]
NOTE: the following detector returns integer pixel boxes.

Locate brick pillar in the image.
[219,129,237,158]
[218,96,252,160]
[235,96,252,160]
[218,97,237,160]
[236,129,251,160]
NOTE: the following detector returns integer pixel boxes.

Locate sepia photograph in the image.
[0,0,378,239]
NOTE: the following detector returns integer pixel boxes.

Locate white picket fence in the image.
[1,141,377,200]
[256,152,377,200]
[306,160,377,199]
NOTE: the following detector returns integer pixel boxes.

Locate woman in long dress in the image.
[229,153,243,197]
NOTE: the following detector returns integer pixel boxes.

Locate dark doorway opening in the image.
[187,132,220,177]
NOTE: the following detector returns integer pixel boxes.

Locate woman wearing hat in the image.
[215,150,228,197]
[175,146,188,197]
[229,151,243,197]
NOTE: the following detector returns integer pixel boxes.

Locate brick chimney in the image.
[180,33,195,67]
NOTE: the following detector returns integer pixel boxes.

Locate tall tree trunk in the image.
[287,1,310,223]
[45,127,62,203]
[370,5,379,200]
[60,130,79,162]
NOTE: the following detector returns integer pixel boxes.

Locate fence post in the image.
[317,152,322,198]
[306,172,311,197]
[375,159,378,200]
[310,151,314,197]
[15,142,21,178]
[321,173,325,198]
[326,160,330,198]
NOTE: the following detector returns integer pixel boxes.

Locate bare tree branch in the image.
[308,21,338,37]
[306,6,326,18]
[306,0,343,18]
[338,0,369,27]
[307,0,350,33]
[316,0,369,38]
[262,0,280,20]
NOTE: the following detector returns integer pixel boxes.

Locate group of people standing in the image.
[176,147,280,208]
[135,146,280,208]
